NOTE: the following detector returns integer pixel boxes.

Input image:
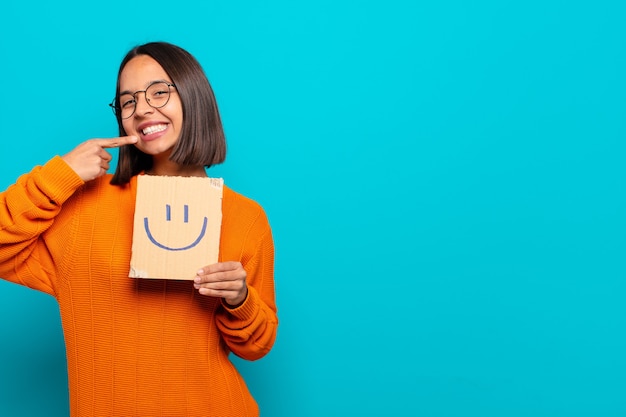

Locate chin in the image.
[138,142,175,156]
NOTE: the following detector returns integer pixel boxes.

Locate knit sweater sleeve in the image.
[216,197,278,361]
[0,156,84,295]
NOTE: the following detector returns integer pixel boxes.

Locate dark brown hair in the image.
[110,42,226,185]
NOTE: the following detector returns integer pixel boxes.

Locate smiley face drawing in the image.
[130,175,223,280]
[143,204,208,251]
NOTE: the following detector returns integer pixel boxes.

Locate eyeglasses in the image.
[109,81,177,119]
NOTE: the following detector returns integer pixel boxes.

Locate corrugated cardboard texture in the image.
[129,175,223,280]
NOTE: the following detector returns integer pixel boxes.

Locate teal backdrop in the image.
[1,1,625,416]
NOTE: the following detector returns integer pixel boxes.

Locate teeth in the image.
[142,124,167,135]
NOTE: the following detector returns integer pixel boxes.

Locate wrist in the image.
[224,288,248,309]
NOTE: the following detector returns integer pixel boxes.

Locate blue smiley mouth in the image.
[143,216,208,251]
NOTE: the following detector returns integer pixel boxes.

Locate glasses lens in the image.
[118,93,136,119]
[146,82,171,109]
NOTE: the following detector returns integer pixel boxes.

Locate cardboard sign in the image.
[129,175,223,280]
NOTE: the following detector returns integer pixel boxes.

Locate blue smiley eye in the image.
[166,205,189,222]
[144,204,208,251]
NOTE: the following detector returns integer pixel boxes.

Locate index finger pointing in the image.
[96,136,138,148]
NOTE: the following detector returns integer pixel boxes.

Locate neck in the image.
[147,159,207,178]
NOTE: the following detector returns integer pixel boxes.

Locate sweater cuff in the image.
[35,156,85,205]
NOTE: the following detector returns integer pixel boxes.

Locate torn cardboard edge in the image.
[129,175,223,280]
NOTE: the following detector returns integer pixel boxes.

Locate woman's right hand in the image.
[61,136,138,181]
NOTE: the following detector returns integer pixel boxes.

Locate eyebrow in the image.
[119,79,172,96]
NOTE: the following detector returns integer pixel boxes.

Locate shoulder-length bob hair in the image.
[110,42,226,185]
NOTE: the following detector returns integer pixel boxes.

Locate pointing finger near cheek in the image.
[98,135,138,149]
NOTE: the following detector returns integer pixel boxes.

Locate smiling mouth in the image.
[142,124,167,135]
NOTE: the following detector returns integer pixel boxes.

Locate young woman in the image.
[0,42,277,417]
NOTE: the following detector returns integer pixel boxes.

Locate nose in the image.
[134,91,154,116]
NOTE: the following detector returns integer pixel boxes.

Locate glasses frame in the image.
[109,81,177,119]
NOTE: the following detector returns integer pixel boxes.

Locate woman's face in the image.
[119,55,183,159]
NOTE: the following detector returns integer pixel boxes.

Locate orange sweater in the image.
[0,156,278,417]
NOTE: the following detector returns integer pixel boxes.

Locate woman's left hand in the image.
[194,261,248,306]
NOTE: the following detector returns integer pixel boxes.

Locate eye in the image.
[120,95,136,109]
[152,89,169,97]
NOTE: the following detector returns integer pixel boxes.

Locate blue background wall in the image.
[1,1,625,416]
